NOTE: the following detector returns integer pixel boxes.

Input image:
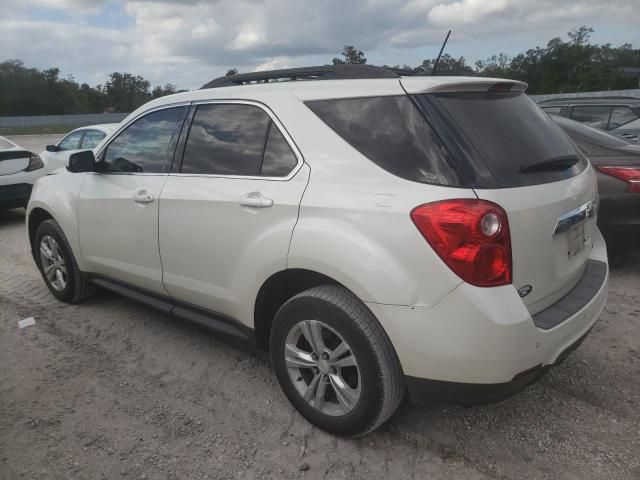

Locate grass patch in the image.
[0,124,82,135]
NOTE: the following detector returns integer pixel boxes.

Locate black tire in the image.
[270,285,404,437]
[34,219,94,303]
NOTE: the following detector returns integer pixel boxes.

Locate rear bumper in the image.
[0,183,33,208]
[366,228,609,402]
[404,327,591,406]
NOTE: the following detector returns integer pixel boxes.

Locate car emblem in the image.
[518,285,532,298]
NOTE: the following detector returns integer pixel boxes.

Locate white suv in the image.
[26,66,609,436]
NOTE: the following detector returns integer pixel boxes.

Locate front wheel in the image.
[34,219,94,303]
[270,285,404,436]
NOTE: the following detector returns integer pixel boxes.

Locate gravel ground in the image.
[1,147,640,478]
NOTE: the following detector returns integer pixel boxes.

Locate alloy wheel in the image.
[39,235,67,291]
[284,320,362,416]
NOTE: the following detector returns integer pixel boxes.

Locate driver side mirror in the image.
[67,150,97,173]
[46,144,60,153]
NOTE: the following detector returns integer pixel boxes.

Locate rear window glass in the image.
[416,92,587,188]
[306,96,462,186]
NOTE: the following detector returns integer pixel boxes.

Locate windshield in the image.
[414,92,588,188]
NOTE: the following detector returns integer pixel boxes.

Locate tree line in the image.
[336,27,640,93]
[1,26,638,116]
[0,61,183,116]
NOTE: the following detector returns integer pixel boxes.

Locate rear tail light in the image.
[25,154,44,172]
[411,199,512,287]
[597,166,640,193]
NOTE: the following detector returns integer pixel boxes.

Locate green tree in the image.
[332,46,367,65]
[418,54,474,75]
[225,68,239,76]
[151,83,178,99]
[103,72,151,111]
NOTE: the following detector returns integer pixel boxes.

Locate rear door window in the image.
[570,105,612,129]
[181,104,270,176]
[414,92,588,188]
[306,96,462,186]
[180,103,298,177]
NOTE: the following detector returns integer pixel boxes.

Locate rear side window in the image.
[306,96,462,186]
[609,106,639,129]
[415,92,587,188]
[180,103,298,177]
[570,105,612,129]
[541,106,562,115]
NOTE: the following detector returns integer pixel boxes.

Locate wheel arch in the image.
[254,268,350,351]
[27,207,56,261]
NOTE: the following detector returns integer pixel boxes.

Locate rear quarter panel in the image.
[281,96,473,307]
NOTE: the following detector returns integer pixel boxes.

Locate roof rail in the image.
[201,64,399,89]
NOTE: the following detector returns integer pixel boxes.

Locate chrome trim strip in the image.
[553,200,596,235]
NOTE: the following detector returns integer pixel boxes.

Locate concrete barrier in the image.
[0,112,128,128]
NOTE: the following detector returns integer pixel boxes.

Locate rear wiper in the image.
[520,155,579,173]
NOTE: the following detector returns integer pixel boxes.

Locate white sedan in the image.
[0,135,44,209]
[0,124,119,209]
[39,124,119,172]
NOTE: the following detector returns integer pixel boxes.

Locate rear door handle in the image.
[133,190,154,204]
[238,192,273,209]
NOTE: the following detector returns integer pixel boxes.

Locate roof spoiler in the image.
[400,77,528,95]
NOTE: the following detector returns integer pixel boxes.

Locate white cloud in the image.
[0,0,639,89]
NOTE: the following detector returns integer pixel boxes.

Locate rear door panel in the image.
[159,165,309,324]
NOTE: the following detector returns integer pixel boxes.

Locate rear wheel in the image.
[35,219,94,303]
[270,285,404,436]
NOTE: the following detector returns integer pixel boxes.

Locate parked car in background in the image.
[39,124,119,172]
[27,66,608,436]
[550,114,640,243]
[538,97,640,143]
[0,136,43,209]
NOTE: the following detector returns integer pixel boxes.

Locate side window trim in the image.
[96,103,191,175]
[171,99,303,181]
[258,120,274,175]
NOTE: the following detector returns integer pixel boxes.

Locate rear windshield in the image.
[415,92,588,188]
[306,96,463,186]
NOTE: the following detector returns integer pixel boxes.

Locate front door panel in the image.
[78,173,168,294]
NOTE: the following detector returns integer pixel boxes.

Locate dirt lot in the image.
[1,138,639,479]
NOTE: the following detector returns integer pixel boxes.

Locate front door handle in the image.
[238,192,273,209]
[133,190,154,204]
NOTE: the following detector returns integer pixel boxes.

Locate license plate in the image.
[567,223,585,257]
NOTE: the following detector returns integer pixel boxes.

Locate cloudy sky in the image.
[1,0,639,90]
